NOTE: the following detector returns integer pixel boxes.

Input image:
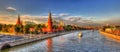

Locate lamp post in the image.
[30,31,32,38]
[30,28,35,38]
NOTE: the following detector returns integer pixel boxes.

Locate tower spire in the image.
[16,14,22,25]
[48,11,52,22]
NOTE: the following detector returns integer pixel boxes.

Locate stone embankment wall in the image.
[0,31,75,50]
[99,30,120,40]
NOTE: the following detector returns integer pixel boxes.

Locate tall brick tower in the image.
[47,12,53,33]
[16,14,22,25]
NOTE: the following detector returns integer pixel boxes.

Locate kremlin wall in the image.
[15,12,66,34]
[0,12,94,35]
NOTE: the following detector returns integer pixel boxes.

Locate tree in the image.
[2,24,9,32]
[34,24,47,34]
[14,24,23,33]
[53,25,58,29]
[23,24,37,34]
[63,25,72,31]
[0,24,2,31]
[23,24,31,34]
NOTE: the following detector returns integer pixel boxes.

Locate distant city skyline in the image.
[0,0,120,26]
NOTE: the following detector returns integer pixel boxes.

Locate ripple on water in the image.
[1,31,120,52]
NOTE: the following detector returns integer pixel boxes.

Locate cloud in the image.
[0,15,17,24]
[64,16,82,20]
[20,14,61,24]
[87,16,96,19]
[101,17,120,25]
[1,13,119,26]
[0,14,101,26]
[60,15,102,26]
[6,6,16,11]
[59,13,69,16]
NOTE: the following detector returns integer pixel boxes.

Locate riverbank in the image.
[99,30,120,40]
[0,30,77,50]
[0,32,15,36]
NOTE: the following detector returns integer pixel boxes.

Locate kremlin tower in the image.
[16,14,22,25]
[47,12,53,33]
[42,12,53,33]
[42,11,64,33]
[58,19,64,31]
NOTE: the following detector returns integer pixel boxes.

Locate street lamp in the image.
[30,28,35,38]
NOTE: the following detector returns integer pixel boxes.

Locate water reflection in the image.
[78,36,82,43]
[47,38,53,52]
[1,30,120,52]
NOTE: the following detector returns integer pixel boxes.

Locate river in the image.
[1,30,120,52]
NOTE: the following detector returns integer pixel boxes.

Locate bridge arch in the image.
[1,43,11,50]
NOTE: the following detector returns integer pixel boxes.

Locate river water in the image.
[1,30,120,52]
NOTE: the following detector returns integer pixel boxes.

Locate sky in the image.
[0,0,120,26]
